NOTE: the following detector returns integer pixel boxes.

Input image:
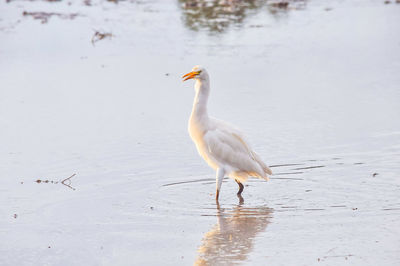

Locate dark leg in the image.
[235,180,244,195]
[237,193,244,205]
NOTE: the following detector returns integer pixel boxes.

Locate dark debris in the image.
[91,30,113,45]
[22,11,79,24]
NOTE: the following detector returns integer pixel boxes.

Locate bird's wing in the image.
[204,119,271,178]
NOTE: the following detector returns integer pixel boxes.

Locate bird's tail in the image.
[261,166,272,181]
[263,165,272,176]
[251,151,273,179]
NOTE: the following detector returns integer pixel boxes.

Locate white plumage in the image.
[183,66,272,200]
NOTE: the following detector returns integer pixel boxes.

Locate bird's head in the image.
[182,65,208,82]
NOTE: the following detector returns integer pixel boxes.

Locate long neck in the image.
[190,78,210,122]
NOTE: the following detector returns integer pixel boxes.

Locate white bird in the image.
[182,66,272,201]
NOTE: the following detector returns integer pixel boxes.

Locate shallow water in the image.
[1,0,400,265]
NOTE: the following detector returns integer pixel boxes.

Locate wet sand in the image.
[1,0,400,265]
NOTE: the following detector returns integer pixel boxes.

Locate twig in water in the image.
[61,173,76,190]
[91,30,113,45]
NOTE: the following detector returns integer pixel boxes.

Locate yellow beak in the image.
[182,71,199,82]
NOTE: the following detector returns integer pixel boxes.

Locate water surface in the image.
[0,0,399,265]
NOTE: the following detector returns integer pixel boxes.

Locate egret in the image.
[182,66,272,201]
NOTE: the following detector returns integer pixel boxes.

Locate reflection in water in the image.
[179,0,267,32]
[179,0,307,32]
[195,200,273,265]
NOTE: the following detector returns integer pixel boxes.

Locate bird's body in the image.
[183,66,272,200]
